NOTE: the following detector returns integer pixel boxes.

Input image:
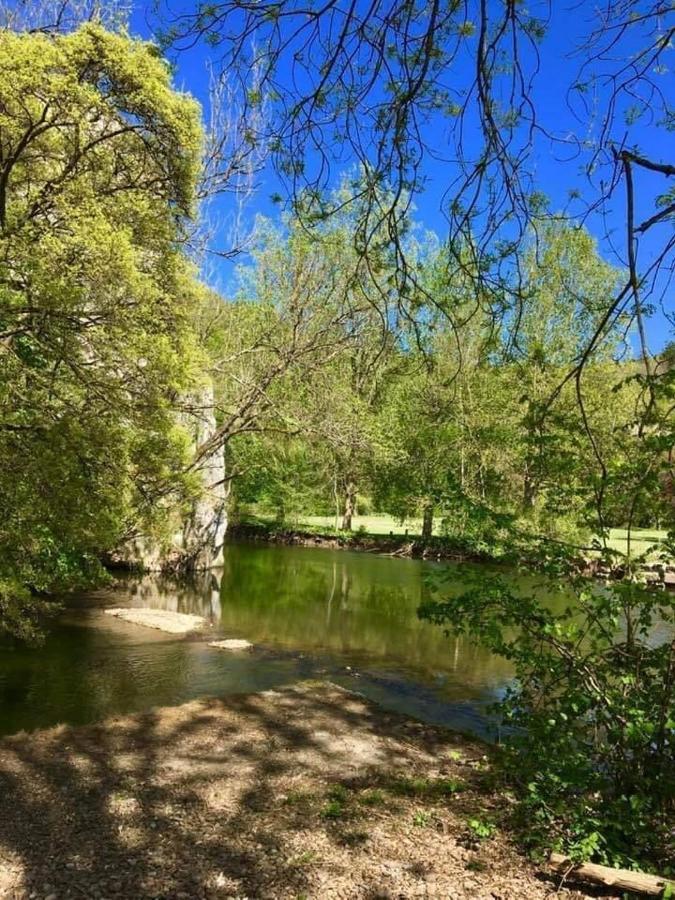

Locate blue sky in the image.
[128,1,673,352]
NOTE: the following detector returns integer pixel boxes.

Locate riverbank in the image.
[229,522,675,587]
[228,521,496,562]
[0,682,597,900]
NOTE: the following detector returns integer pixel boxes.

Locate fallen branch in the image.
[549,852,674,896]
[389,541,415,558]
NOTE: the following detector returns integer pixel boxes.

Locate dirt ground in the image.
[0,682,602,900]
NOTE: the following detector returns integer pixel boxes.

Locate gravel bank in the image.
[0,683,597,900]
[103,608,206,634]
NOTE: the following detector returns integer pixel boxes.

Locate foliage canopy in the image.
[0,24,202,637]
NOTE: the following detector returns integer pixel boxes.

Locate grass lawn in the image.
[296,518,670,557]
[292,513,432,536]
[605,527,670,560]
[248,512,671,561]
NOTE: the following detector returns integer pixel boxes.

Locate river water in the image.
[0,542,553,738]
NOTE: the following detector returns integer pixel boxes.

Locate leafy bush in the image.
[356,496,373,516]
[420,573,675,869]
[468,817,497,841]
[0,579,53,642]
[412,810,432,827]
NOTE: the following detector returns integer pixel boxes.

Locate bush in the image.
[437,492,518,559]
[0,578,55,642]
[420,573,675,869]
[356,496,373,516]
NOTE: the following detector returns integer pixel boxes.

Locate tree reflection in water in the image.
[0,543,557,737]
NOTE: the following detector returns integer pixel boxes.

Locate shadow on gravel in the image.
[0,682,473,899]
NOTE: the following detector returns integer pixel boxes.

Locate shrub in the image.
[420,573,675,869]
[468,818,496,841]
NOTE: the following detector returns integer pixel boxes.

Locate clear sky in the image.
[127,1,673,352]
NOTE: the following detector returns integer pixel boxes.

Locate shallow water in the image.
[0,542,549,737]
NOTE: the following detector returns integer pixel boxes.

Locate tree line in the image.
[216,212,668,552]
[0,8,671,607]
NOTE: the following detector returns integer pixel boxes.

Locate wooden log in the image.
[549,852,674,896]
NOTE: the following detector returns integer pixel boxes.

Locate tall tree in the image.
[196,217,373,510]
[514,223,621,515]
[0,24,202,636]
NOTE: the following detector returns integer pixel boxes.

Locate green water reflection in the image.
[0,543,536,737]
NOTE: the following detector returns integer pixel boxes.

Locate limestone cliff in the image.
[113,381,227,573]
[180,388,227,570]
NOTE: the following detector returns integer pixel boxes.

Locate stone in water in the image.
[209,639,252,651]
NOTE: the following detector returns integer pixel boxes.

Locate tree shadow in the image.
[0,682,476,899]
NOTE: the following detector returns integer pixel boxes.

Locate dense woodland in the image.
[0,0,673,875]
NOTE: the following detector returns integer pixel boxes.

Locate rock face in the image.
[179,386,227,571]
[113,381,227,573]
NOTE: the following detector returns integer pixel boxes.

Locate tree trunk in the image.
[341,478,356,531]
[548,853,673,896]
[333,469,340,530]
[523,468,537,510]
[422,502,434,541]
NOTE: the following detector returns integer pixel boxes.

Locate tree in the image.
[374,367,453,539]
[512,223,621,516]
[0,24,202,636]
[304,300,402,532]
[198,192,413,531]
[0,0,128,33]
[157,0,675,568]
[195,216,374,513]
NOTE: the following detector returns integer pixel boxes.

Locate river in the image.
[0,541,562,737]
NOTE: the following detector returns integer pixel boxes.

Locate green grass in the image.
[320,799,345,820]
[242,511,433,538]
[286,513,432,537]
[604,528,669,560]
[243,511,672,561]
[297,519,670,557]
[320,784,351,820]
[385,776,465,798]
[359,789,387,807]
